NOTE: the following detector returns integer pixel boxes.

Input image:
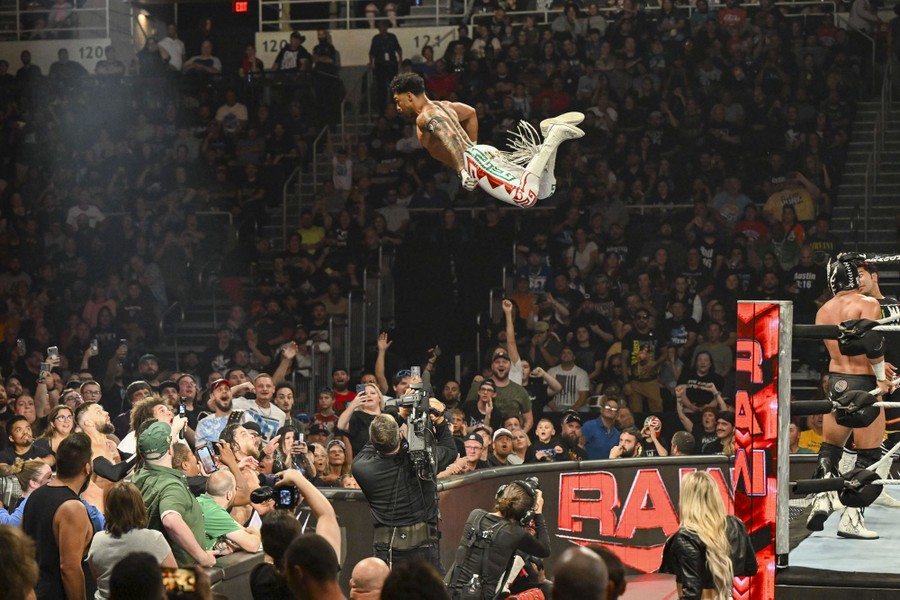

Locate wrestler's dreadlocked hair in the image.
[390,73,425,96]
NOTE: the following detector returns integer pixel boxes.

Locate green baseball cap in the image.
[139,421,172,460]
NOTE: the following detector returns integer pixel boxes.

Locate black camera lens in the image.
[250,486,277,504]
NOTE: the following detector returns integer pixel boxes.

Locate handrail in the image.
[860,59,893,243]
[0,0,110,41]
[158,301,186,370]
[282,166,302,248]
[196,258,223,328]
[256,0,836,30]
[341,67,373,141]
[361,266,368,350]
[475,312,482,369]
[345,289,353,370]
[834,13,878,90]
[862,152,872,246]
[311,125,329,195]
[407,202,694,217]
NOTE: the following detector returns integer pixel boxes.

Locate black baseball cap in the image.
[562,411,583,425]
[464,433,484,446]
[308,423,328,435]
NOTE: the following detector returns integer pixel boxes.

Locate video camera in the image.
[251,484,300,510]
[384,381,437,480]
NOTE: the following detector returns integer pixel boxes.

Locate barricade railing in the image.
[257,0,838,31]
[0,0,109,41]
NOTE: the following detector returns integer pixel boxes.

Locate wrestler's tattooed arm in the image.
[417,110,467,172]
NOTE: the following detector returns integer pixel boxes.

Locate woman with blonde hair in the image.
[660,471,757,599]
[336,381,384,457]
[0,459,53,527]
[510,429,530,464]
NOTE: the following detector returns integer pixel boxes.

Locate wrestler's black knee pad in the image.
[815,442,843,478]
[855,447,882,470]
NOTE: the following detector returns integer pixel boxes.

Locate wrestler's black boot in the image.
[807,442,842,531]
[838,448,881,539]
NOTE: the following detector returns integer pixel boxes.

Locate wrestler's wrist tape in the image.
[873,360,888,382]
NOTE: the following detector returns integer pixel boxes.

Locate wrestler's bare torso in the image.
[394,92,478,172]
[816,290,883,375]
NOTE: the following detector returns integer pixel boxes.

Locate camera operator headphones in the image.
[496,479,538,526]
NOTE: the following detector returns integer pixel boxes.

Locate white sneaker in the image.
[807,490,837,531]
[540,112,585,136]
[837,507,879,539]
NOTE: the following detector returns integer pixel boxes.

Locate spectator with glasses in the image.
[34,405,75,457]
[79,379,103,405]
[60,389,85,412]
[582,397,621,460]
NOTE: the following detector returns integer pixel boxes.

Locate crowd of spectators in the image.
[0,0,888,597]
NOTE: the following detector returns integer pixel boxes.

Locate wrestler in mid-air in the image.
[390,72,583,208]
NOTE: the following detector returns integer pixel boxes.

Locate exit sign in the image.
[233,1,248,13]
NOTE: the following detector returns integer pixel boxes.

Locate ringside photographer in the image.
[445,477,551,600]
[351,376,457,572]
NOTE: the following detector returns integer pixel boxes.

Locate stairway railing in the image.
[282,167,302,248]
[311,125,330,197]
[859,60,893,244]
[158,302,186,370]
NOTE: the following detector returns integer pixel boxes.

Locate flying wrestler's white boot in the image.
[837,507,879,539]
[522,122,583,181]
[540,112,585,136]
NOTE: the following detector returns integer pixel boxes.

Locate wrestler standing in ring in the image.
[856,262,900,509]
[389,72,583,208]
[858,262,900,443]
[807,255,894,538]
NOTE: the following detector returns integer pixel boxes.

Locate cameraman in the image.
[445,478,551,600]
[351,396,456,571]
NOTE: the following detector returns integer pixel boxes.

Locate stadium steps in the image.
[833,101,900,256]
[152,283,258,371]
[264,111,374,251]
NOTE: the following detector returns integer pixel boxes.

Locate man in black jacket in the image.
[351,397,456,571]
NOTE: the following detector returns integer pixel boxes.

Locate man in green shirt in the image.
[132,421,217,567]
[465,349,534,432]
[197,470,261,552]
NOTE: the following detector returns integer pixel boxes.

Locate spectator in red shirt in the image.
[331,368,355,413]
[426,59,459,100]
[533,77,572,117]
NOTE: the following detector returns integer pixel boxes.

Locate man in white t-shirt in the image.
[158,23,186,71]
[547,346,590,411]
[232,373,285,441]
[215,90,248,136]
[66,191,105,231]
